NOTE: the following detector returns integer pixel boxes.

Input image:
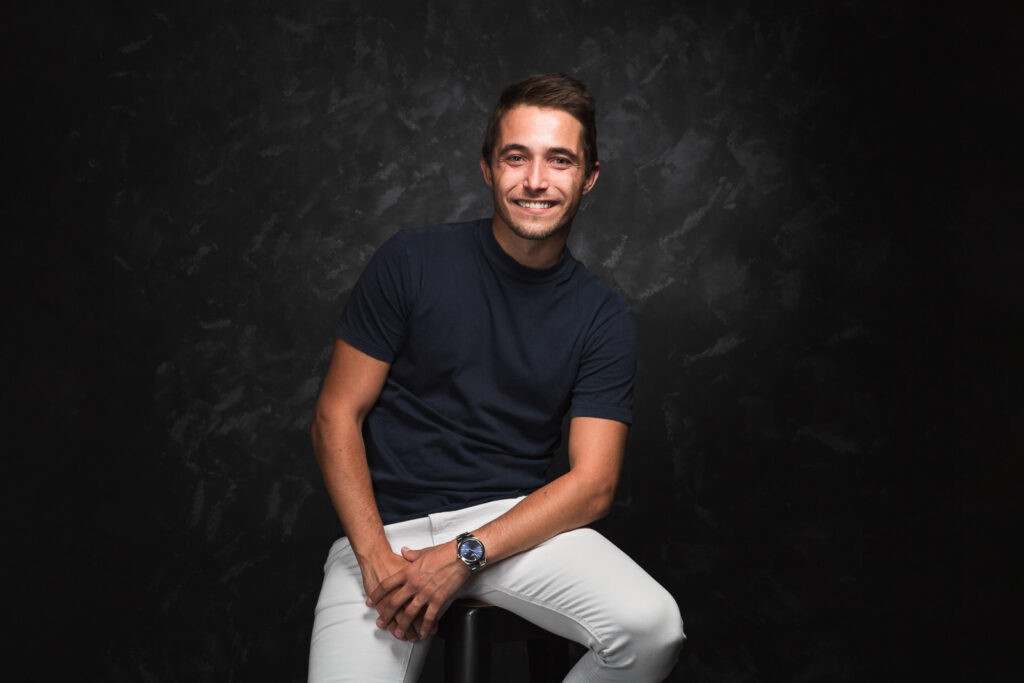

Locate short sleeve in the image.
[569,297,637,425]
[336,233,416,363]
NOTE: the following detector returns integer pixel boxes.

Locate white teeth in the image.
[516,200,554,209]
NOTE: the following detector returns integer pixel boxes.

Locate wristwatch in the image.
[455,532,486,572]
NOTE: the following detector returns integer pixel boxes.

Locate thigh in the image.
[464,528,678,650]
[309,498,525,682]
[308,533,432,683]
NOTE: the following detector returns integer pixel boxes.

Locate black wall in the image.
[9,1,1020,681]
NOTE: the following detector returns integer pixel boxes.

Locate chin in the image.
[507,223,563,241]
[502,209,572,242]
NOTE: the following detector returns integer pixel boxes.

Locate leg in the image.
[308,522,435,682]
[467,528,685,683]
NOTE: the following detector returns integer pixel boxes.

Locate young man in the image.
[308,74,684,682]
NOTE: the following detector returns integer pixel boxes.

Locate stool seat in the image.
[437,599,574,683]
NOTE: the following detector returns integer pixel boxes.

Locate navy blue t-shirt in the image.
[338,218,636,524]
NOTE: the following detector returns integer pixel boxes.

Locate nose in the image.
[523,159,549,192]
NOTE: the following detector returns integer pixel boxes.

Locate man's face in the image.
[481,105,599,243]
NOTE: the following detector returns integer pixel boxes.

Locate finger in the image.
[367,555,410,606]
[393,596,427,640]
[400,546,422,561]
[375,598,405,629]
[411,616,429,640]
[379,581,426,631]
[369,571,404,606]
[387,616,413,642]
[419,601,442,639]
[374,588,412,628]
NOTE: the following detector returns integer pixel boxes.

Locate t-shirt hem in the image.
[568,404,633,426]
[336,325,395,363]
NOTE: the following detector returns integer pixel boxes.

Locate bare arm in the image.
[471,416,625,561]
[370,416,628,640]
[311,338,407,597]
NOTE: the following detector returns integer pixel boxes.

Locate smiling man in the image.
[308,74,684,682]
[483,104,597,255]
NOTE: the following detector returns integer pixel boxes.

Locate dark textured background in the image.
[8,1,1021,681]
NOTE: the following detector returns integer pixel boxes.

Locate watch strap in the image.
[455,532,486,572]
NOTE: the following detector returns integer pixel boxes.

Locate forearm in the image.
[311,413,391,563]
[470,416,626,566]
[473,467,615,565]
[368,417,625,642]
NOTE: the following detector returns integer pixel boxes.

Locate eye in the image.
[505,154,526,165]
[551,157,572,167]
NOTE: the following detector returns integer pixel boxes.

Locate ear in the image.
[581,161,600,195]
[480,157,494,188]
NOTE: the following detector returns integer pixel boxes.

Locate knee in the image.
[662,601,687,668]
[602,583,685,677]
[641,590,686,666]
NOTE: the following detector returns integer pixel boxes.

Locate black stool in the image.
[437,599,575,683]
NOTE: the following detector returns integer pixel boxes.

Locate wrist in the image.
[352,533,394,566]
[455,532,487,573]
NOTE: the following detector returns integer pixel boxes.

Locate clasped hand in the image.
[366,542,470,642]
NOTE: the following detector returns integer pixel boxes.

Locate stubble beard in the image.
[503,215,566,241]
[497,195,582,242]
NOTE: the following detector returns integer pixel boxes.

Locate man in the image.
[308,74,684,682]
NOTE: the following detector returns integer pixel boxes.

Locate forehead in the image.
[496,105,585,153]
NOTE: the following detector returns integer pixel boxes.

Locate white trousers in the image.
[308,498,685,682]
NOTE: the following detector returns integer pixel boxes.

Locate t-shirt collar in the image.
[476,218,577,285]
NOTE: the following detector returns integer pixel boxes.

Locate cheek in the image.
[560,179,583,198]
[499,176,521,193]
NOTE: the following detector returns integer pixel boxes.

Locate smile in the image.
[514,200,555,209]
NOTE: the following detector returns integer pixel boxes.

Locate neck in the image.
[490,218,570,270]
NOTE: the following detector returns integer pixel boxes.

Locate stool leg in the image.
[527,636,571,683]
[444,606,491,683]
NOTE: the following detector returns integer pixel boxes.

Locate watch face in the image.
[459,538,484,563]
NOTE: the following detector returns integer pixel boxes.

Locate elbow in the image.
[567,465,619,523]
[584,479,617,522]
[310,401,339,460]
[310,402,327,442]
[310,399,364,460]
[591,493,614,521]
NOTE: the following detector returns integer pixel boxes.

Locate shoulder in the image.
[368,219,482,275]
[386,219,482,252]
[561,259,636,356]
[570,258,634,323]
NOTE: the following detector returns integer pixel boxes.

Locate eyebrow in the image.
[498,144,581,163]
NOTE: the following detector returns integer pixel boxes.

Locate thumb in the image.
[401,546,422,561]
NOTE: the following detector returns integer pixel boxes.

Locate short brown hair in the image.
[481,73,598,174]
